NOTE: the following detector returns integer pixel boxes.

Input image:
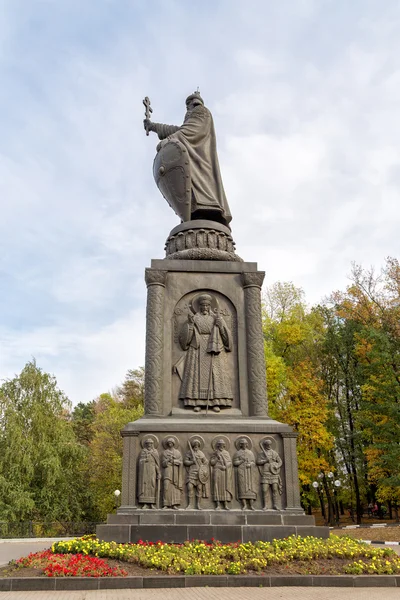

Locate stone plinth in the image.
[98,510,329,544]
[96,243,326,544]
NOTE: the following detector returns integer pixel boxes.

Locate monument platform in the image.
[98,510,329,544]
[96,225,326,544]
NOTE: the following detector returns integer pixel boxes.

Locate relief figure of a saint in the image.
[233,437,257,510]
[210,438,233,509]
[161,437,183,509]
[174,293,233,413]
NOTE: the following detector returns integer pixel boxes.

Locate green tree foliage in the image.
[332,258,400,506]
[87,392,143,520]
[318,307,367,523]
[0,360,85,522]
[263,283,333,501]
[71,401,96,446]
[116,367,145,409]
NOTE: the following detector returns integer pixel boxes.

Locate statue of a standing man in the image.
[161,438,183,510]
[210,439,233,510]
[256,439,283,511]
[144,92,232,227]
[176,294,233,413]
[233,437,257,510]
[138,438,160,509]
[184,438,209,510]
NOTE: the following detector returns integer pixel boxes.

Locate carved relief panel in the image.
[171,291,239,413]
[136,433,287,511]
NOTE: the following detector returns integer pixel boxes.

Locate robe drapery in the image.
[161,447,183,507]
[138,448,160,505]
[210,449,233,502]
[233,448,257,500]
[178,312,233,408]
[156,105,232,226]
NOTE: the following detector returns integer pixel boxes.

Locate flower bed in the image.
[48,535,400,576]
[14,549,127,577]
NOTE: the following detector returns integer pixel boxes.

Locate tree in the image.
[263,283,333,510]
[87,392,143,520]
[318,307,367,523]
[116,367,145,410]
[332,258,400,509]
[0,360,85,522]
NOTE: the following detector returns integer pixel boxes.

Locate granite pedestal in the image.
[97,235,328,543]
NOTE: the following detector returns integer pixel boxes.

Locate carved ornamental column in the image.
[121,432,139,508]
[281,432,302,510]
[242,271,268,417]
[144,269,167,415]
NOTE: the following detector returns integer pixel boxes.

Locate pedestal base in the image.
[97,510,329,544]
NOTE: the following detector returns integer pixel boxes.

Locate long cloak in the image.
[138,449,160,504]
[156,106,232,225]
[178,312,232,407]
[162,448,183,506]
[233,448,257,500]
[210,449,233,502]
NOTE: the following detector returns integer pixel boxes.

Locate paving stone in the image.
[353,576,397,587]
[227,575,270,587]
[270,575,314,586]
[143,576,185,588]
[11,578,56,591]
[99,577,143,589]
[55,577,99,590]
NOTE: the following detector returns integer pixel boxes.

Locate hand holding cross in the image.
[143,96,153,136]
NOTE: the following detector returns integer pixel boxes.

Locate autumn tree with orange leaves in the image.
[331,258,400,518]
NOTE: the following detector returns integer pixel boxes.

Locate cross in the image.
[142,96,153,136]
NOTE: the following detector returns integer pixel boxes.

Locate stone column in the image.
[282,432,302,510]
[121,432,139,508]
[242,271,269,417]
[144,269,167,415]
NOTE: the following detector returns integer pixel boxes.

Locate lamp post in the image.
[114,489,121,512]
[312,472,341,526]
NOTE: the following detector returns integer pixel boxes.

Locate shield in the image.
[198,464,209,484]
[153,139,191,221]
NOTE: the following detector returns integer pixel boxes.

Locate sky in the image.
[1,0,399,404]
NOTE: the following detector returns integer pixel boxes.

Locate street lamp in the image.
[312,472,341,526]
[114,489,121,512]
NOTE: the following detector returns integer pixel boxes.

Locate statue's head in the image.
[144,438,154,449]
[191,439,201,449]
[216,439,225,450]
[239,437,248,449]
[186,91,204,111]
[198,294,212,314]
[166,437,175,448]
[263,439,272,449]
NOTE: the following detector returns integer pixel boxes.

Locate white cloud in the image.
[1,0,400,400]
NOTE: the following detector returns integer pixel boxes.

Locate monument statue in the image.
[256,438,283,510]
[143,92,232,227]
[161,437,183,509]
[210,438,233,510]
[96,92,328,545]
[138,437,161,509]
[174,293,233,412]
[233,437,257,510]
[183,437,209,510]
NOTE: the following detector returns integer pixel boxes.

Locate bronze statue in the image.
[143,92,232,227]
[233,437,257,510]
[183,437,209,510]
[210,438,233,510]
[138,438,160,509]
[256,438,283,510]
[175,293,233,413]
[161,437,183,509]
